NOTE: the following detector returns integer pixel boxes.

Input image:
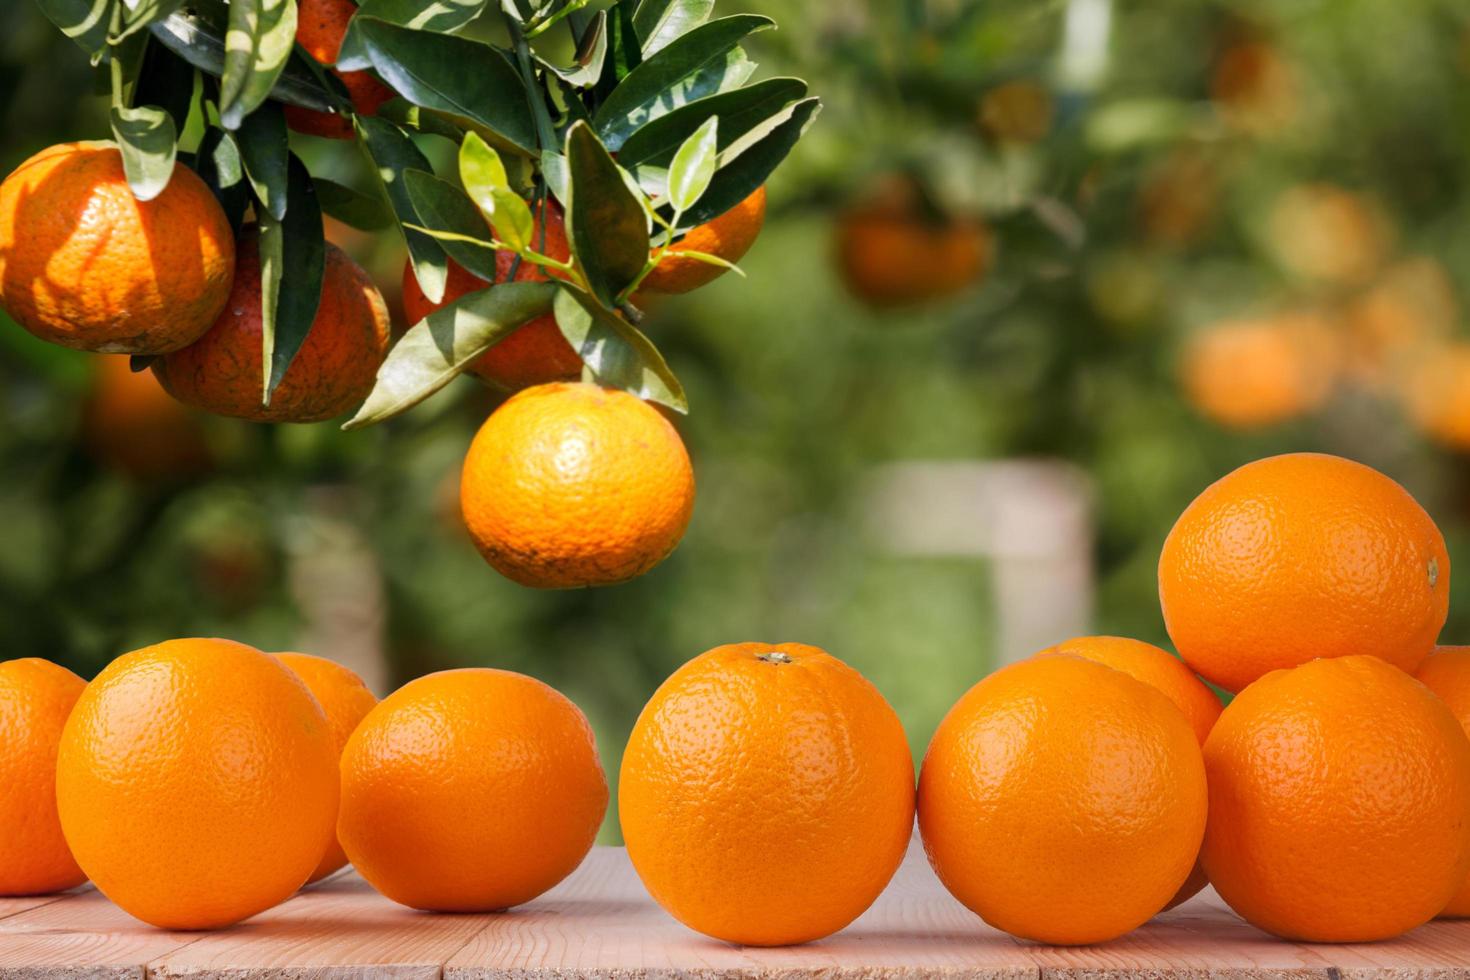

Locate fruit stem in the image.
[757,651,793,665]
[107,4,125,110]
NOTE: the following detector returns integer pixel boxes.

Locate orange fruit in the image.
[1211,41,1299,136]
[284,0,395,140]
[0,658,88,896]
[153,229,391,423]
[1267,184,1389,288]
[1415,646,1470,918]
[1344,257,1456,390]
[460,382,695,588]
[0,142,235,354]
[619,643,914,946]
[55,638,338,929]
[273,652,378,884]
[400,205,581,391]
[636,187,767,295]
[1137,147,1218,248]
[81,355,214,480]
[1177,312,1339,430]
[1203,655,1470,942]
[1402,341,1470,452]
[338,668,607,911]
[919,654,1206,945]
[1159,452,1449,693]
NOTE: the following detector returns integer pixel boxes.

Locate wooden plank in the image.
[0,889,201,980]
[0,892,81,925]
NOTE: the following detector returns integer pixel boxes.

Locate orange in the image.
[338,668,606,911]
[1344,257,1456,390]
[1137,147,1218,248]
[81,355,213,480]
[55,638,338,929]
[1178,312,1339,430]
[284,0,395,139]
[619,643,914,946]
[636,187,767,295]
[0,659,88,896]
[1211,41,1299,136]
[0,142,234,354]
[919,654,1206,945]
[1267,184,1389,288]
[460,382,695,588]
[1402,341,1470,451]
[1415,646,1470,918]
[1159,452,1449,693]
[400,204,581,391]
[273,652,378,884]
[154,230,391,423]
[1203,655,1470,942]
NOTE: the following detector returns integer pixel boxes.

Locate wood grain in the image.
[0,888,199,980]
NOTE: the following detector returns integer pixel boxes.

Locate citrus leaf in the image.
[680,96,819,226]
[459,133,534,251]
[619,76,806,168]
[659,248,742,274]
[631,0,713,56]
[35,0,112,53]
[258,155,325,403]
[553,285,686,412]
[343,281,558,429]
[218,0,298,130]
[533,9,606,88]
[594,0,641,100]
[194,127,250,232]
[665,115,716,213]
[336,0,487,70]
[355,18,537,156]
[565,121,649,306]
[540,149,570,207]
[592,14,770,150]
[356,115,448,304]
[132,39,198,131]
[314,178,393,230]
[115,0,188,41]
[403,168,500,282]
[376,98,467,141]
[235,100,289,220]
[110,105,178,201]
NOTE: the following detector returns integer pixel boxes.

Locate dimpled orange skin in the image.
[54,638,339,930]
[1159,453,1449,694]
[273,652,379,884]
[400,208,580,391]
[918,654,1207,945]
[619,643,915,947]
[460,383,695,588]
[637,187,767,294]
[0,659,88,896]
[154,231,391,423]
[1203,655,1470,942]
[0,143,234,354]
[338,668,607,912]
[284,0,395,140]
[1414,646,1470,918]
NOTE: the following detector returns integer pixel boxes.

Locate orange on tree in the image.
[1203,655,1470,941]
[284,0,396,139]
[273,652,379,884]
[919,654,1207,945]
[1159,452,1449,693]
[1137,147,1218,248]
[1267,183,1390,288]
[54,638,339,929]
[460,382,695,588]
[337,668,606,912]
[0,659,88,896]
[635,186,767,295]
[1343,257,1456,390]
[153,230,391,423]
[1177,312,1339,430]
[1400,341,1470,452]
[1416,646,1470,918]
[82,355,213,481]
[0,142,235,354]
[619,643,914,946]
[1211,40,1299,136]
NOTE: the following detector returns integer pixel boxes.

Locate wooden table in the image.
[3,844,1468,979]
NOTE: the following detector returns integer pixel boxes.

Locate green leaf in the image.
[540,150,570,207]
[355,18,537,155]
[132,39,199,132]
[660,248,743,274]
[403,169,499,282]
[336,0,487,70]
[458,133,534,251]
[36,0,112,53]
[680,96,819,226]
[314,178,393,230]
[258,155,326,403]
[116,0,189,41]
[356,115,449,303]
[218,0,298,130]
[533,9,606,88]
[565,122,650,306]
[343,281,559,429]
[194,127,251,232]
[376,98,467,141]
[235,100,289,220]
[619,76,806,167]
[593,0,641,102]
[631,0,713,56]
[592,14,771,150]
[553,285,686,412]
[665,116,716,213]
[110,106,178,201]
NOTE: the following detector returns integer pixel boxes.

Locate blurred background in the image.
[6,0,1470,839]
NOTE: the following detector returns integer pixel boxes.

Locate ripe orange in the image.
[0,142,234,354]
[338,668,607,911]
[460,382,695,588]
[82,355,213,480]
[0,659,88,896]
[400,205,581,391]
[273,652,378,884]
[1137,148,1218,248]
[1345,257,1455,390]
[55,638,338,929]
[636,187,767,295]
[619,643,915,946]
[1267,184,1389,288]
[284,0,395,139]
[1160,453,1448,693]
[919,654,1207,945]
[1402,341,1470,452]
[153,230,391,423]
[1177,312,1339,430]
[1203,655,1470,941]
[1415,646,1470,918]
[1211,41,1299,136]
